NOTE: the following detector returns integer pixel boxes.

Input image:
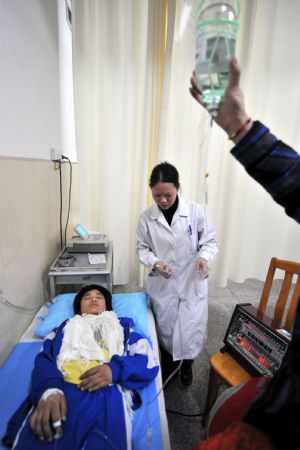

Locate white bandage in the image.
[41,388,64,402]
[52,420,62,428]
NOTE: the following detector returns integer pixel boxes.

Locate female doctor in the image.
[136,162,218,386]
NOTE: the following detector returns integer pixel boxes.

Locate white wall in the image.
[0,0,79,366]
[0,0,62,159]
[57,0,77,162]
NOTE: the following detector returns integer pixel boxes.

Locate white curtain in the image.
[72,0,300,287]
[72,0,176,285]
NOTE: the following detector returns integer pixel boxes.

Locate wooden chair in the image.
[202,257,300,426]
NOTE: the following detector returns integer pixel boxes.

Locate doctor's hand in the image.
[30,392,67,442]
[154,260,173,279]
[189,58,253,143]
[79,364,112,392]
[196,257,209,279]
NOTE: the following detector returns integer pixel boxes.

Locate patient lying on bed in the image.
[8,284,159,450]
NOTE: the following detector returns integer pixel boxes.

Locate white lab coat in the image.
[136,197,218,360]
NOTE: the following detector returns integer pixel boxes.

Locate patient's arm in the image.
[27,325,68,441]
[108,329,159,389]
[29,392,67,442]
[30,324,67,405]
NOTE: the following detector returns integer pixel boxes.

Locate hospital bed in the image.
[0,291,170,450]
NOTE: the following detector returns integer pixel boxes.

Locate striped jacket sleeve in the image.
[231,121,300,223]
[108,317,159,389]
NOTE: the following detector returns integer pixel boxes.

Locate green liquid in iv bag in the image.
[195,0,240,117]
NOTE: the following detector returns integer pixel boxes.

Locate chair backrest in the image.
[258,257,300,332]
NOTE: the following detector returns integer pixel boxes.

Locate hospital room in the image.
[1,0,300,449]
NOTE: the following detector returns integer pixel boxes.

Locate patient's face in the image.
[80,289,107,315]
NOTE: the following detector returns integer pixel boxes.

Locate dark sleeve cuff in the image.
[31,378,65,404]
[108,360,122,383]
[230,121,273,167]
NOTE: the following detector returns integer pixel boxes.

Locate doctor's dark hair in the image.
[73,284,112,315]
[149,162,180,189]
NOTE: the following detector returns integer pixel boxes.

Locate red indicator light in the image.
[257,356,269,367]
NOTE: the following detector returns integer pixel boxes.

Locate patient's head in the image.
[73,284,112,315]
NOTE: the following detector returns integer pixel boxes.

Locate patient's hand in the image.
[30,392,67,441]
[79,364,112,392]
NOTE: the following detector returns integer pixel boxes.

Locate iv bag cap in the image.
[197,0,240,17]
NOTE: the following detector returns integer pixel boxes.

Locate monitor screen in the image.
[74,224,89,240]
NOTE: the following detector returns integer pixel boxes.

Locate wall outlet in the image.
[50,148,62,161]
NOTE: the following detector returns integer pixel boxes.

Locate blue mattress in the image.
[0,292,170,450]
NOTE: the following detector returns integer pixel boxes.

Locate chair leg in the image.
[202,367,219,427]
